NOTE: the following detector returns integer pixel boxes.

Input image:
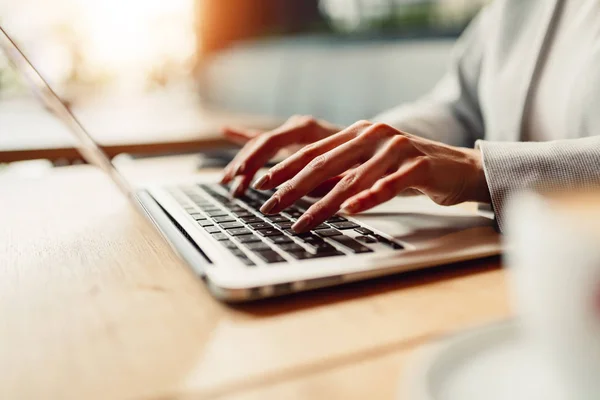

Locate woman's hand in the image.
[253,120,491,233]
[221,115,341,196]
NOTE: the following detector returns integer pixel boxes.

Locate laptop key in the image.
[237,257,255,266]
[289,251,319,260]
[212,215,235,223]
[274,221,294,230]
[305,241,337,253]
[211,232,229,241]
[231,249,247,257]
[244,242,272,251]
[295,233,323,243]
[277,243,305,252]
[354,227,374,235]
[240,216,263,224]
[268,235,293,244]
[374,235,405,250]
[221,240,238,249]
[312,224,330,230]
[284,210,304,219]
[289,250,343,259]
[237,235,262,243]
[197,220,214,227]
[326,216,347,223]
[248,222,272,230]
[255,250,286,263]
[204,226,221,234]
[190,213,205,220]
[228,228,252,236]
[328,235,373,253]
[329,221,360,230]
[315,228,342,237]
[356,235,377,244]
[284,229,313,237]
[206,210,228,217]
[265,215,289,223]
[219,221,244,230]
[256,228,283,237]
[233,211,253,218]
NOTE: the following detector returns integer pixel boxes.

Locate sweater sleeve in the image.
[477,136,600,232]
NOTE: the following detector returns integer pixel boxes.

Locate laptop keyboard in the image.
[168,183,404,266]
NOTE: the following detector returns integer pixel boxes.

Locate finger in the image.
[292,137,411,231]
[306,173,348,198]
[341,158,426,214]
[230,118,329,188]
[259,122,400,214]
[260,136,371,215]
[228,174,254,197]
[221,137,258,184]
[222,126,261,145]
[256,120,372,191]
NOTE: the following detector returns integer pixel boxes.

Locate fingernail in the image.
[235,162,246,176]
[260,196,279,214]
[292,214,313,233]
[253,174,270,190]
[340,200,359,213]
[229,179,242,197]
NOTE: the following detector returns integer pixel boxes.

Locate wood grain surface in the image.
[0,159,511,400]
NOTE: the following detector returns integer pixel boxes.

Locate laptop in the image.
[0,26,501,302]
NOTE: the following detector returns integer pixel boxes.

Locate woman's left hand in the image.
[254,120,491,233]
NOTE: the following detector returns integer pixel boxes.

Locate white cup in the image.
[507,191,600,399]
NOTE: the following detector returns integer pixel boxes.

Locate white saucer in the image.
[401,319,571,400]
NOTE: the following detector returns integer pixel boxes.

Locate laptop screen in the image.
[0,26,133,196]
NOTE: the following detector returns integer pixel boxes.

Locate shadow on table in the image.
[230,255,502,316]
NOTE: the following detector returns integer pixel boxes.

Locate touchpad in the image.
[350,196,494,245]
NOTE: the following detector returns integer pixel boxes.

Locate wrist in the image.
[465,147,491,203]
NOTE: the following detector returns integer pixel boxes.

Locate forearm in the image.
[477,136,600,231]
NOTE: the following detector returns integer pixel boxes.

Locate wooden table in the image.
[0,92,278,163]
[0,156,511,400]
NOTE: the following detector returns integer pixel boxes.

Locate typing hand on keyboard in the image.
[222,117,489,233]
[173,184,404,266]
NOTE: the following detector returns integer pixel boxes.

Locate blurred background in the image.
[0,0,488,169]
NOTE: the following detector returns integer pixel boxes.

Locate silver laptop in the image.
[0,26,501,302]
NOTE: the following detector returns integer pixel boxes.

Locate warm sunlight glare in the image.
[0,0,197,92]
[77,0,195,76]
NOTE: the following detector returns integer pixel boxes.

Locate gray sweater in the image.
[373,0,600,231]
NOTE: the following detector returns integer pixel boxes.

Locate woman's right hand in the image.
[221,115,341,196]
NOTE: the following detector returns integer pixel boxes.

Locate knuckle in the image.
[299,144,318,160]
[414,156,432,173]
[350,119,372,131]
[290,114,316,128]
[388,135,409,150]
[279,181,299,199]
[299,115,317,128]
[339,172,361,192]
[360,122,393,140]
[308,154,328,170]
[371,122,391,132]
[287,114,302,123]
